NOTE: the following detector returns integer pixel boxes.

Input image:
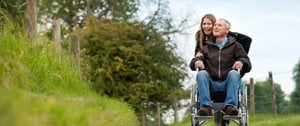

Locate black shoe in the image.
[225,105,238,115]
[198,106,212,116]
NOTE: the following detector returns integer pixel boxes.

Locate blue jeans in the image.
[196,70,240,108]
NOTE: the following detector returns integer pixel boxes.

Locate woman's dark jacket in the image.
[190,36,252,80]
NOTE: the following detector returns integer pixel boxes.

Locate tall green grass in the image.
[0,11,139,126]
[250,114,300,126]
[0,29,90,96]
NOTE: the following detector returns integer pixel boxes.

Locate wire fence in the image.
[247,95,300,115]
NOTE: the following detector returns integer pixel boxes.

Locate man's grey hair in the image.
[218,18,231,29]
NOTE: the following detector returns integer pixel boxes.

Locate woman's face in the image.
[202,17,214,35]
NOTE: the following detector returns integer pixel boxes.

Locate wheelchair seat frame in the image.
[190,81,248,126]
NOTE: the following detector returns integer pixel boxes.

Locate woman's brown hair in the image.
[194,14,216,55]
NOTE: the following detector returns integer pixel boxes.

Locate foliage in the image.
[290,59,300,113]
[0,0,26,28]
[249,80,288,114]
[38,0,139,31]
[77,17,188,118]
[0,14,139,126]
[1,0,193,124]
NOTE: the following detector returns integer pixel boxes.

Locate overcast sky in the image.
[168,0,300,96]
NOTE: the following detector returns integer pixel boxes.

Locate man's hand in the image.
[232,61,243,70]
[195,60,205,69]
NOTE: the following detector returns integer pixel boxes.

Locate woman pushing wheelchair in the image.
[190,17,252,116]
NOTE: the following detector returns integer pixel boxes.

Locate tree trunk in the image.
[86,0,91,16]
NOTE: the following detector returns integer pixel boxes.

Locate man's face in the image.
[213,20,229,38]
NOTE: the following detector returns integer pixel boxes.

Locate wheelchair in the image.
[190,71,248,126]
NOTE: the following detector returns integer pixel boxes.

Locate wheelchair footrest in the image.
[212,103,225,110]
[223,115,241,120]
[194,115,213,120]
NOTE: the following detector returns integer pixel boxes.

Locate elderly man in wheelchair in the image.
[189,18,251,126]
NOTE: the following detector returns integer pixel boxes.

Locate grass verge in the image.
[0,16,139,126]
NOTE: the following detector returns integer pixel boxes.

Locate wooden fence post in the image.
[298,64,300,102]
[26,0,37,42]
[54,19,61,51]
[269,71,277,116]
[141,106,145,126]
[250,77,255,115]
[156,102,161,126]
[173,95,178,122]
[69,35,80,72]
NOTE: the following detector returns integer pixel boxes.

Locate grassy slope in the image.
[170,114,300,126]
[0,25,138,126]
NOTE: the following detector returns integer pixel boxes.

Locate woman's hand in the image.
[196,52,203,58]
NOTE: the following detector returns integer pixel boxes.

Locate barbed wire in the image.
[247,69,294,82]
[272,69,293,75]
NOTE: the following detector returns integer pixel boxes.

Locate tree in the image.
[38,0,192,41]
[77,17,188,123]
[39,0,192,123]
[290,59,300,113]
[39,0,139,31]
[251,80,288,114]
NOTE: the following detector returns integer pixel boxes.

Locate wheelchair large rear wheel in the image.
[190,85,199,126]
[239,110,248,126]
[239,84,248,126]
[191,115,199,126]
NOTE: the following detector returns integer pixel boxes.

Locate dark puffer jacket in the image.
[190,36,251,81]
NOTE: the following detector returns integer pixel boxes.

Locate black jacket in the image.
[228,31,252,54]
[190,36,252,80]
